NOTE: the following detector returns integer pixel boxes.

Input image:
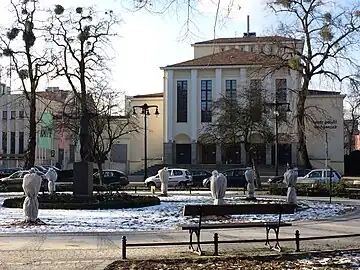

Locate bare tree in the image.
[0,0,54,168]
[263,0,360,168]
[49,5,119,162]
[88,85,140,185]
[200,86,287,188]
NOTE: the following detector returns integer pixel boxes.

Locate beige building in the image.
[156,34,345,173]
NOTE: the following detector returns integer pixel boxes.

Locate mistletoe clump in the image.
[54,4,64,15]
[6,28,20,40]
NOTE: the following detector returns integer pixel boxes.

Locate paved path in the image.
[1,195,360,269]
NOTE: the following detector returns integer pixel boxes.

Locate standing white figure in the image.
[22,168,42,223]
[45,167,58,194]
[244,167,255,199]
[284,166,298,204]
[158,167,169,196]
[210,170,227,205]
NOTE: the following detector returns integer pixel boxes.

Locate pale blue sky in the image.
[0,0,272,96]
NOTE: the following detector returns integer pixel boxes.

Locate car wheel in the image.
[147,182,156,188]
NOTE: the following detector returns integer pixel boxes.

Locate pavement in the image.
[1,195,360,269]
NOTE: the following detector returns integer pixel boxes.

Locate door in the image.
[306,170,323,183]
[233,169,246,187]
[176,144,191,164]
[168,169,184,186]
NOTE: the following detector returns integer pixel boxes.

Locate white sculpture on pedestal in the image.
[158,167,169,196]
[244,167,255,199]
[284,166,298,204]
[210,170,227,205]
[45,168,58,194]
[22,168,42,223]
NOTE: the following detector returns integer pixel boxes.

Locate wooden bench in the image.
[181,203,296,254]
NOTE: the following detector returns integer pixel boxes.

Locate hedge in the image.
[2,193,161,210]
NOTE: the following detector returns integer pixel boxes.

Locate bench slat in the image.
[183,203,296,217]
[181,221,292,230]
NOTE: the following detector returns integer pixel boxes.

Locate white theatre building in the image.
[160,34,345,173]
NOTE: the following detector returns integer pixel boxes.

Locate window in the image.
[19,111,24,119]
[308,171,322,178]
[19,132,24,154]
[249,79,262,121]
[201,80,212,122]
[10,132,15,154]
[275,79,287,102]
[176,80,188,122]
[2,132,6,153]
[225,80,237,100]
[10,111,16,119]
[2,111,7,120]
[173,170,183,176]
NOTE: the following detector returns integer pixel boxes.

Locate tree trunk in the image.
[97,161,104,186]
[297,81,312,169]
[24,93,36,169]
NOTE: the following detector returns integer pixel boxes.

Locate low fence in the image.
[120,231,360,259]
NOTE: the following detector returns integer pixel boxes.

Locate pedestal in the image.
[73,161,93,197]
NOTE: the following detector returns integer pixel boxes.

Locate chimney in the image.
[247,15,250,36]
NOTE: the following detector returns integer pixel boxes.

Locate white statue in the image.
[45,167,58,194]
[284,166,298,204]
[244,167,255,199]
[158,167,169,196]
[210,170,227,205]
[22,168,42,223]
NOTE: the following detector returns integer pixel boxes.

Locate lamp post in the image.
[132,103,160,181]
[268,101,291,176]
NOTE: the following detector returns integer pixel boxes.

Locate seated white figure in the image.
[22,168,42,223]
[45,168,58,194]
[210,170,227,205]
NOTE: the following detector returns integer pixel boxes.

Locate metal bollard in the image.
[122,235,127,259]
[189,186,192,194]
[135,186,137,194]
[295,230,300,252]
[213,233,219,256]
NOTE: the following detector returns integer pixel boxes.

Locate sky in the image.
[0,0,273,97]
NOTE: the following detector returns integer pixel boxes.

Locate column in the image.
[214,69,222,101]
[163,70,174,165]
[190,69,198,140]
[191,140,197,164]
[216,143,222,164]
[15,113,19,154]
[6,99,10,155]
[165,70,174,142]
[266,144,272,165]
[291,142,298,167]
[240,143,246,165]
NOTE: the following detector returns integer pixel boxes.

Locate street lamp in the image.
[132,103,160,181]
[268,101,291,176]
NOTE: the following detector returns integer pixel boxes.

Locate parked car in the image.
[0,167,22,178]
[190,170,212,187]
[93,170,129,186]
[202,168,247,188]
[297,169,341,184]
[40,165,61,172]
[144,168,192,188]
[268,168,312,184]
[0,170,48,191]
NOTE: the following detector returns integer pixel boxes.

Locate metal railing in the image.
[120,231,360,259]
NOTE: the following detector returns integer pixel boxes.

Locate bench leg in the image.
[188,229,202,255]
[265,226,282,252]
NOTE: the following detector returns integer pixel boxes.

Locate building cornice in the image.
[160,65,262,70]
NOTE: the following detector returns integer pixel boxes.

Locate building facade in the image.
[160,35,345,173]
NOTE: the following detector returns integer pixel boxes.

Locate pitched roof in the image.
[193,35,302,45]
[165,48,277,68]
[132,93,163,98]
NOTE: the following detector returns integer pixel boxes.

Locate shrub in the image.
[2,192,160,209]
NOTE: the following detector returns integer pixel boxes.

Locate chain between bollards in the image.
[213,233,219,256]
[122,235,127,259]
[295,230,300,252]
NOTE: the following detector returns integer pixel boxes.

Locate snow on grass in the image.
[0,193,354,234]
